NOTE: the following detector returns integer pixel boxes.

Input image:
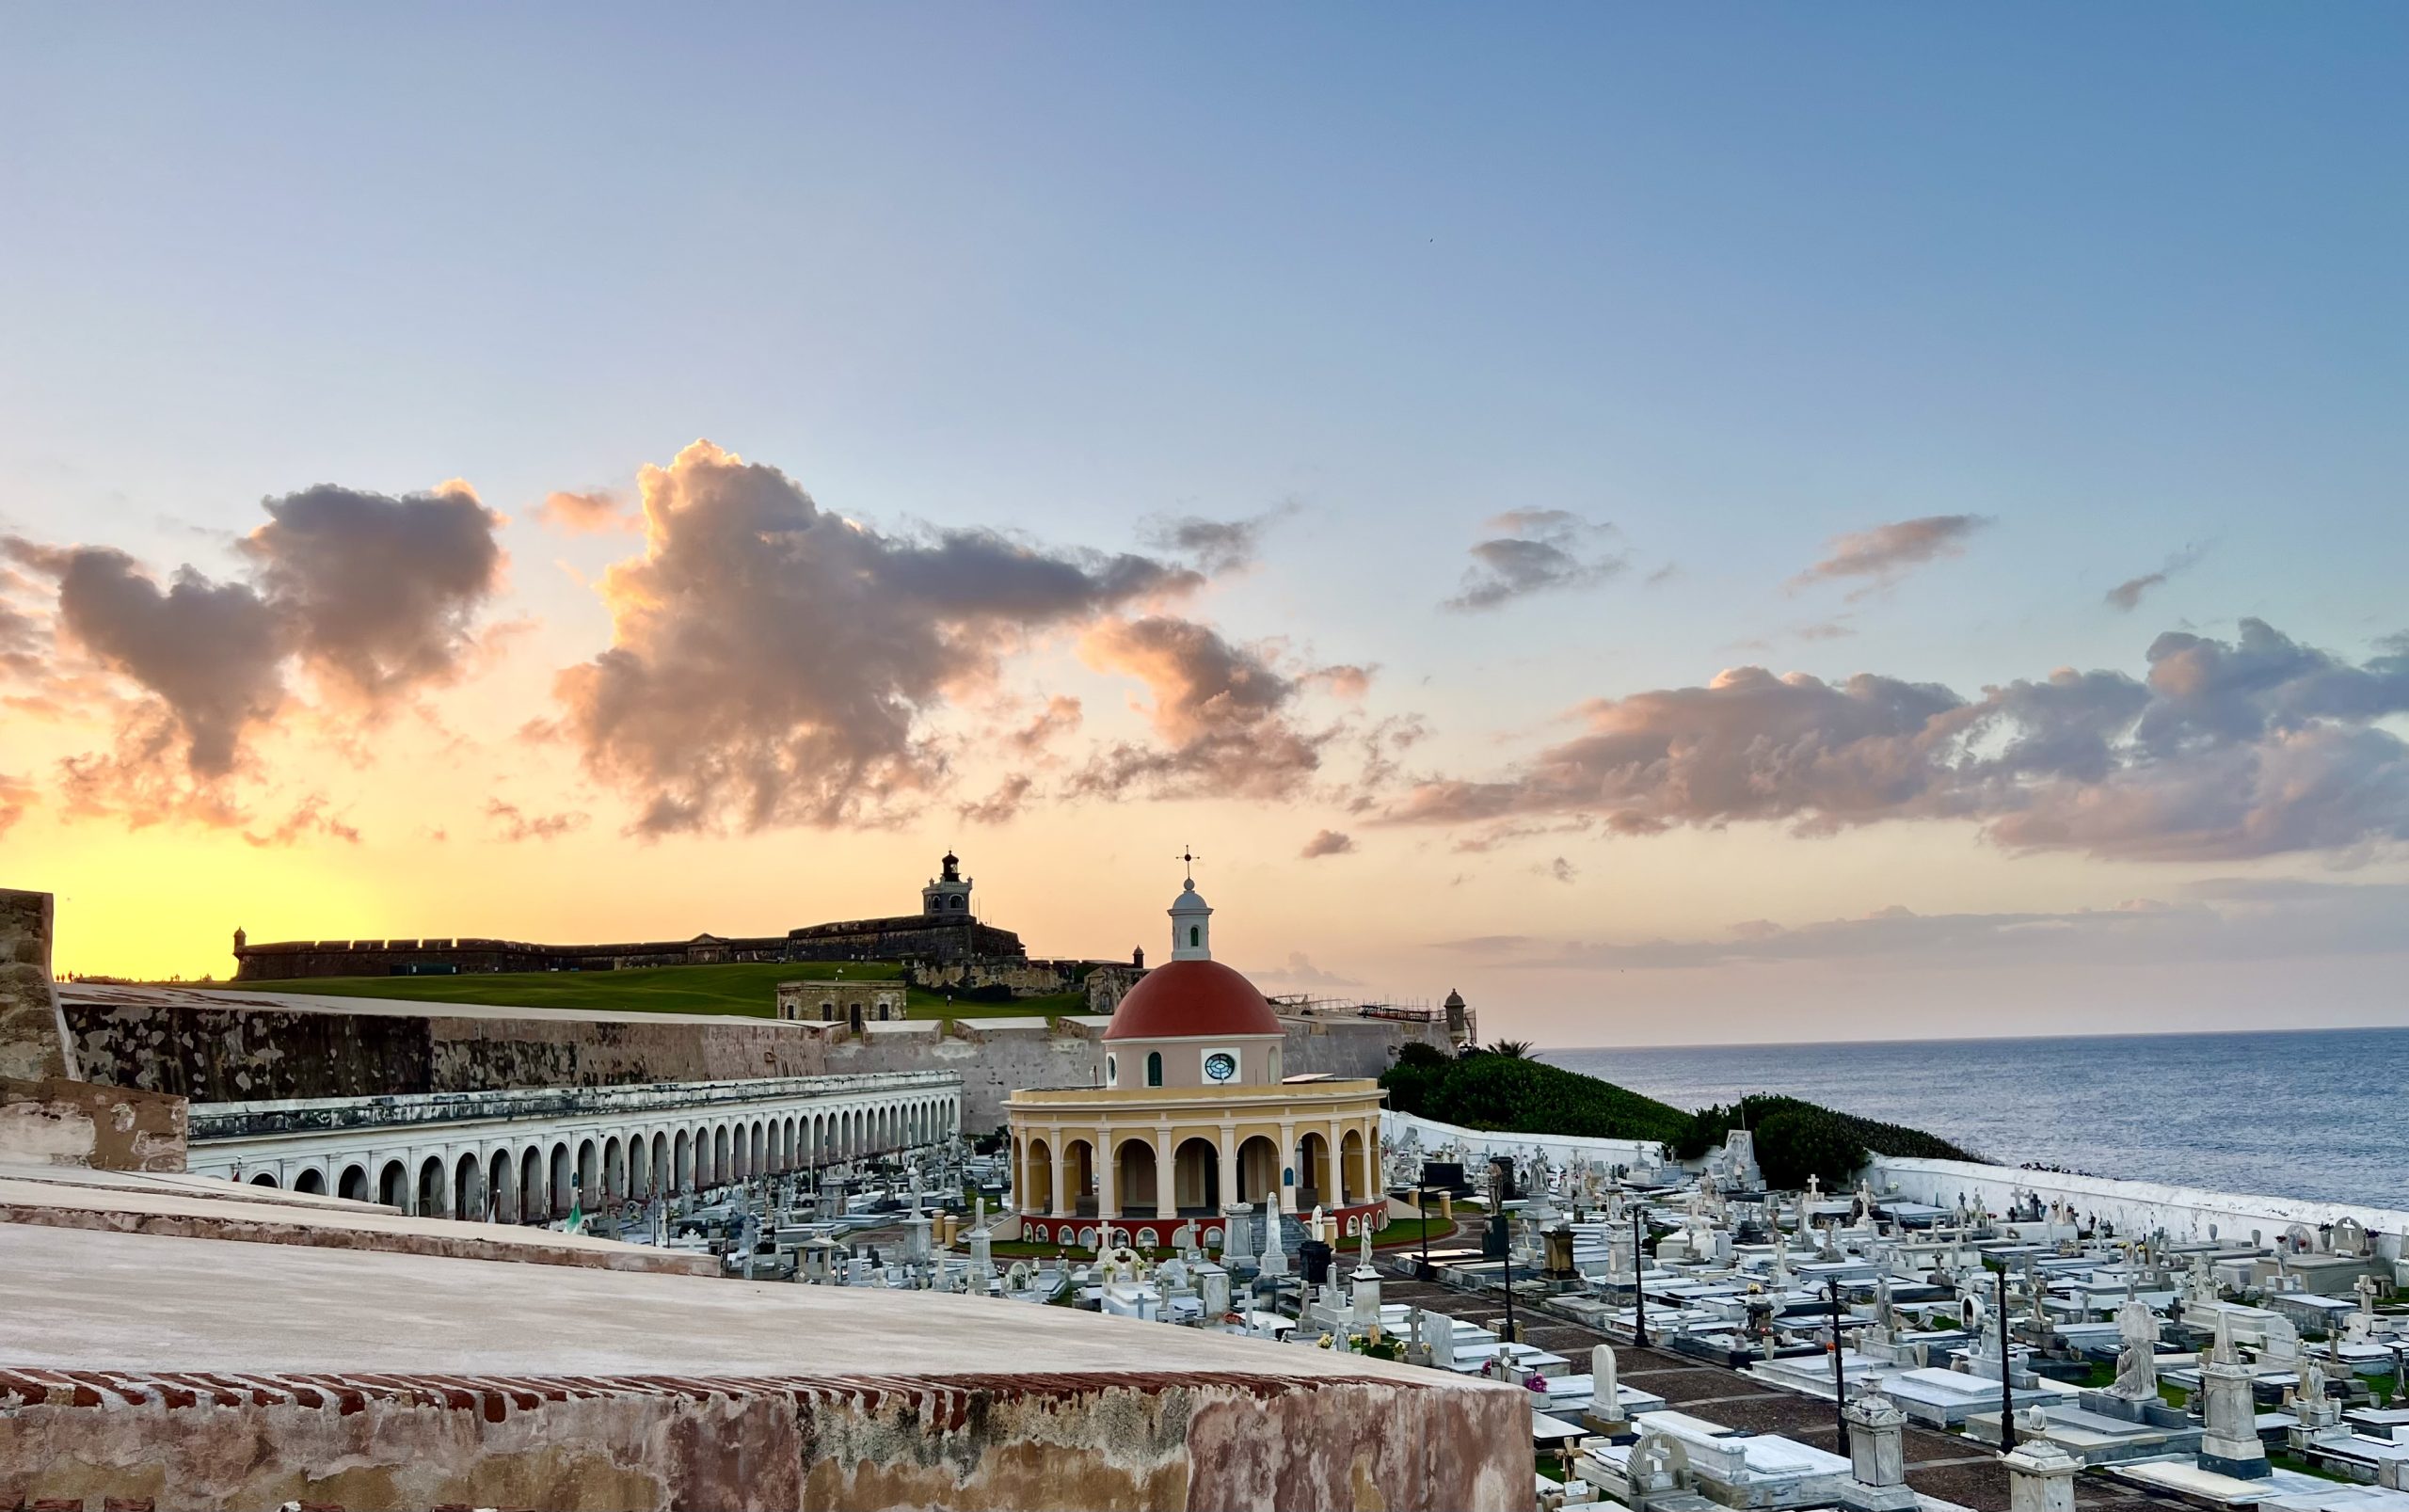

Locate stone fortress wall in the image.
[62,985,1454,1133]
[231,915,1026,981]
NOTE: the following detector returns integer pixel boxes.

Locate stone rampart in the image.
[63,986,1451,1133]
[231,915,1025,980]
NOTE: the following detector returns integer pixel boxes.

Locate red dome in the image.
[1103,958,1283,1041]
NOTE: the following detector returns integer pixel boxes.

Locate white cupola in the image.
[1169,878,1213,961]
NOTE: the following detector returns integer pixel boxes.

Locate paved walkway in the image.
[1377,1256,2186,1512]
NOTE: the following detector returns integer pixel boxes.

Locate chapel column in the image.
[1330,1117,1348,1204]
[1097,1127,1117,1220]
[1153,1125,1173,1214]
[1050,1127,1069,1218]
[1217,1122,1238,1211]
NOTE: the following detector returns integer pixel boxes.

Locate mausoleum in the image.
[1008,872,1388,1248]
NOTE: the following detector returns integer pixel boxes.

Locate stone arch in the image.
[751,1120,766,1176]
[454,1151,481,1219]
[713,1124,730,1185]
[1340,1128,1366,1205]
[627,1134,648,1199]
[1173,1136,1221,1214]
[1114,1135,1160,1218]
[1297,1131,1330,1209]
[488,1149,515,1222]
[1236,1135,1280,1204]
[1063,1138,1096,1215]
[550,1142,573,1217]
[418,1155,448,1218]
[604,1136,627,1203]
[652,1131,668,1193]
[674,1129,693,1191]
[379,1159,408,1210]
[1023,1137,1053,1214]
[251,1170,279,1187]
[577,1138,600,1206]
[294,1168,327,1196]
[519,1147,543,1218]
[339,1164,369,1204]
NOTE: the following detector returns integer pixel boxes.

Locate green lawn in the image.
[242,961,1090,1022]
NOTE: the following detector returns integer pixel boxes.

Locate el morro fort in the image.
[231,850,1031,981]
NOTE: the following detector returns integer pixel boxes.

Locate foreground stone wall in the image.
[1,890,187,1171]
[0,1367,1526,1511]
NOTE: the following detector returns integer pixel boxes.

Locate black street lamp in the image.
[1986,1257,2018,1452]
[1416,1185,1433,1280]
[1827,1278,1849,1453]
[1632,1206,1650,1348]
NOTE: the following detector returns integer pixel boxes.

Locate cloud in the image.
[1535,854,1578,883]
[238,481,506,707]
[1008,695,1083,757]
[555,440,1199,833]
[957,773,1034,825]
[7,482,506,789]
[2107,543,2208,613]
[1796,620,1856,642]
[485,797,589,842]
[534,489,639,534]
[1140,502,1295,574]
[1791,515,1991,599]
[1436,877,2409,973]
[242,794,361,849]
[1300,827,1355,858]
[0,772,31,836]
[1386,618,2409,862]
[1071,615,1332,799]
[1249,950,1364,989]
[44,548,287,777]
[1445,509,1626,612]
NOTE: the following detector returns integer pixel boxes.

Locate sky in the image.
[2,6,2405,1046]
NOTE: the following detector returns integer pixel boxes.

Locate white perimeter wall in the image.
[1381,1108,1667,1173]
[1870,1155,2409,1262]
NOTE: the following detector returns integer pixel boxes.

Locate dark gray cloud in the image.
[7,483,506,789]
[556,441,1200,833]
[1387,618,2409,862]
[1070,615,1332,799]
[1791,514,1991,599]
[1140,503,1295,575]
[1300,827,1354,858]
[2106,543,2208,612]
[1445,509,1626,612]
[239,482,506,707]
[958,773,1034,825]
[48,548,287,777]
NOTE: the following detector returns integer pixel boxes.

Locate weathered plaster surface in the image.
[0,1170,714,1275]
[0,889,75,1082]
[0,1219,1529,1510]
[0,1076,186,1171]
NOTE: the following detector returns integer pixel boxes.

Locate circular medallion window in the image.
[1204,1052,1238,1083]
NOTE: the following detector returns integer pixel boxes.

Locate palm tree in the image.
[1482,1038,1534,1059]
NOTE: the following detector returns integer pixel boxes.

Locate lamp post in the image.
[1827,1277,1848,1452]
[1632,1206,1650,1348]
[1988,1258,2018,1451]
[1501,1239,1516,1345]
[1416,1184,1433,1280]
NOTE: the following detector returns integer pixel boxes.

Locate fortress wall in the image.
[425,1016,829,1091]
[65,991,1439,1131]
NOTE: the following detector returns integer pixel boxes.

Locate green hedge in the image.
[1380,1049,1975,1188]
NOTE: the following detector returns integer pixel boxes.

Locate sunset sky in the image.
[4,8,2404,1045]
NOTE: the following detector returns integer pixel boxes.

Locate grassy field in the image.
[240,960,1089,1021]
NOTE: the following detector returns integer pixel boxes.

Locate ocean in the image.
[1544,1026,2409,1211]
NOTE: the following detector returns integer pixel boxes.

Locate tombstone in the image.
[1258,1196,1289,1280]
[1222,1202,1256,1269]
[1627,1432,1689,1499]
[1426,1311,1458,1369]
[1300,1237,1334,1287]
[902,1214,933,1263]
[1582,1345,1625,1433]
[1842,1390,1918,1511]
[2197,1312,2272,1478]
[2108,1294,2160,1403]
[1199,1264,1232,1319]
[2334,1218,2370,1259]
[2002,1440,2080,1512]
[968,1224,996,1283]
